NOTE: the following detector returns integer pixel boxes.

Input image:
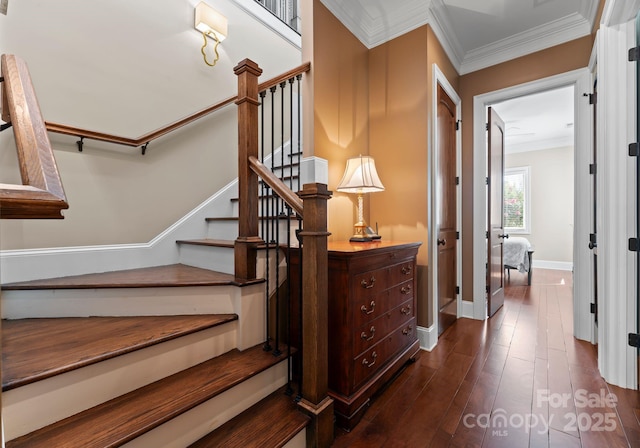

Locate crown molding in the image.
[601,0,640,26]
[366,1,431,49]
[427,0,464,72]
[318,0,375,48]
[459,12,592,74]
[319,0,431,49]
[320,0,600,75]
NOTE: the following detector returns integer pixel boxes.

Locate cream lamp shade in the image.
[336,155,385,241]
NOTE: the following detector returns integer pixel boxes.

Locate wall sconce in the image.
[194,2,228,67]
[336,155,385,242]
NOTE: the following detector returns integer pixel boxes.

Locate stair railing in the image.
[255,0,301,32]
[234,58,334,448]
[0,54,69,219]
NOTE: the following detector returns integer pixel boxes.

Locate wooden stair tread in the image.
[2,314,238,391]
[6,343,290,448]
[1,263,262,290]
[205,214,298,222]
[188,386,309,448]
[177,239,281,249]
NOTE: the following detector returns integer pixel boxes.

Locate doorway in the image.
[471,69,593,342]
[491,85,576,287]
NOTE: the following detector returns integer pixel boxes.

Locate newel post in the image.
[234,59,263,280]
[297,182,334,448]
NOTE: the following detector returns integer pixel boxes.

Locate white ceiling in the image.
[491,85,574,153]
[319,0,595,152]
[319,0,600,75]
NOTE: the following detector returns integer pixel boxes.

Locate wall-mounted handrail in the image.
[1,54,69,219]
[44,62,311,153]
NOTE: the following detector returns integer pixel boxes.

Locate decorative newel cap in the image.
[234,59,263,77]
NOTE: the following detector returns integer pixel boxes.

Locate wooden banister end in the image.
[233,59,263,77]
[298,183,332,200]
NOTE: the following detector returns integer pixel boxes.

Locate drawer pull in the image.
[362,351,378,368]
[401,285,412,294]
[361,277,376,289]
[402,325,413,336]
[401,304,412,315]
[401,265,413,275]
[361,326,376,341]
[360,301,376,315]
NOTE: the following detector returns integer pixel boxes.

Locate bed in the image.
[504,236,534,285]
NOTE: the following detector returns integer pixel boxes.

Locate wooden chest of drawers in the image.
[324,241,421,430]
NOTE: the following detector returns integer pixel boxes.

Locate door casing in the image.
[423,64,462,350]
[471,69,593,330]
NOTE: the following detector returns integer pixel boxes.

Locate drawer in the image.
[388,260,415,287]
[353,289,389,328]
[352,266,390,302]
[353,279,414,328]
[387,279,414,309]
[352,317,417,390]
[353,298,415,355]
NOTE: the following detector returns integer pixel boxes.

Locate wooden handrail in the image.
[248,156,303,216]
[44,62,311,151]
[1,54,68,219]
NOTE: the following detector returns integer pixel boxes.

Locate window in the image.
[504,166,530,234]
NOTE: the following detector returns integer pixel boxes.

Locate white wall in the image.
[0,0,301,250]
[505,145,574,264]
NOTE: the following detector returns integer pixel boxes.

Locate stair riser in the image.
[4,323,238,441]
[205,221,239,241]
[178,244,235,274]
[283,431,307,448]
[122,361,289,448]
[205,219,299,243]
[178,247,289,295]
[2,285,238,319]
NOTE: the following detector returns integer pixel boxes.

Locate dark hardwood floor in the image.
[333,269,640,448]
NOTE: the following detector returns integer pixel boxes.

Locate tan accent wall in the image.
[458,35,595,302]
[367,25,459,327]
[311,1,370,241]
[311,13,461,328]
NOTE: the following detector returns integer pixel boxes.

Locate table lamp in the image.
[336,155,385,242]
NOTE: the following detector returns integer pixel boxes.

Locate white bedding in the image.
[504,237,532,273]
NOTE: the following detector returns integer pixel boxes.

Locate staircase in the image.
[1,222,307,447]
[1,129,310,448]
[1,55,333,447]
[1,136,308,447]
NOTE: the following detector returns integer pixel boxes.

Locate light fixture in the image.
[194,2,228,67]
[336,155,385,242]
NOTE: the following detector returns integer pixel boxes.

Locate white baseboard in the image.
[532,259,573,271]
[460,299,475,319]
[417,325,437,351]
[0,154,327,284]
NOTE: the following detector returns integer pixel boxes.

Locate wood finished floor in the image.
[333,269,640,448]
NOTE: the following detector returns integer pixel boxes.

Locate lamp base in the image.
[350,235,373,242]
[349,221,381,243]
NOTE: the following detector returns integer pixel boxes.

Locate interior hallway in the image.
[332,269,640,447]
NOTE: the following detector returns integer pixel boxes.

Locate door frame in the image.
[428,64,462,347]
[472,69,593,332]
